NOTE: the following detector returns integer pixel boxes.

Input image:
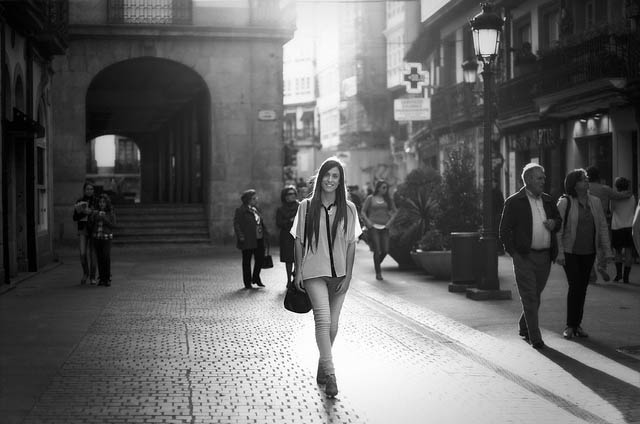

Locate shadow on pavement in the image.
[540,346,640,423]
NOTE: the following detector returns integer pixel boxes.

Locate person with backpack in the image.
[556,169,613,339]
[499,163,561,349]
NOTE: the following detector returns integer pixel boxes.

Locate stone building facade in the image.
[52,0,294,245]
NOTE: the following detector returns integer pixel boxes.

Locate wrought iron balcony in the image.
[107,0,192,25]
[536,30,640,95]
[430,82,483,133]
[496,72,538,121]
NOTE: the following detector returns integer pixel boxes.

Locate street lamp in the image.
[467,2,510,299]
[461,59,478,85]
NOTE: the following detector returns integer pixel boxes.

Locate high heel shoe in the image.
[324,374,338,398]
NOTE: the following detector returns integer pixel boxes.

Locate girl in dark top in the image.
[72,182,98,285]
[275,185,299,286]
[90,194,116,286]
[361,180,397,280]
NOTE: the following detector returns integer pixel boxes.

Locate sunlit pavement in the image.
[1,243,639,424]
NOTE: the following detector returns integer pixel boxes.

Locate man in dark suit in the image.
[499,163,561,349]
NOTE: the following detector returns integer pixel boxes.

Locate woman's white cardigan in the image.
[556,194,612,262]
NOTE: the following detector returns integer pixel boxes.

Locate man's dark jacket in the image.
[499,187,561,261]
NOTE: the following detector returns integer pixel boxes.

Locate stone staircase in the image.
[113,203,210,244]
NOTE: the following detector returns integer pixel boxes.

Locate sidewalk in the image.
[0,243,638,424]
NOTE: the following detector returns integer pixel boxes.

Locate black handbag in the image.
[284,199,312,313]
[284,282,312,313]
[262,244,274,269]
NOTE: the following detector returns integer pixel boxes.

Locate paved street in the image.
[1,242,639,424]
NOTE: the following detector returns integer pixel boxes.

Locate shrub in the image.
[388,167,441,268]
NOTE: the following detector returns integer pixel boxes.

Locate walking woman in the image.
[610,177,636,283]
[90,193,116,286]
[73,182,98,285]
[291,157,362,398]
[234,189,269,289]
[556,169,613,339]
[361,180,397,280]
[276,185,299,285]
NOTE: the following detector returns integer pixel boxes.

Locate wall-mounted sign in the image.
[403,62,427,94]
[394,98,431,121]
[258,110,277,121]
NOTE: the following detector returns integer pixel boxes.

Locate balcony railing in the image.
[497,72,538,120]
[536,31,640,95]
[431,82,483,132]
[107,0,192,25]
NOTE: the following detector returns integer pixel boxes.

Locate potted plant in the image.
[388,167,441,269]
[414,147,482,280]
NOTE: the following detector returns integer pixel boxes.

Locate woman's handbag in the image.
[262,254,274,269]
[284,282,312,313]
[262,244,274,269]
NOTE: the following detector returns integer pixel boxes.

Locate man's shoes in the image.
[324,374,338,398]
[531,340,545,349]
[375,273,383,281]
[573,326,589,338]
[598,269,610,282]
[253,280,265,287]
[518,330,529,342]
[563,327,574,339]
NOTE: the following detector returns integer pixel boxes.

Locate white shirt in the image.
[291,200,362,280]
[611,195,636,229]
[526,189,550,249]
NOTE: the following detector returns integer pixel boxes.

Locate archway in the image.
[86,57,210,204]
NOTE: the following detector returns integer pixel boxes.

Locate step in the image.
[114,227,209,236]
[113,236,211,244]
[116,221,208,229]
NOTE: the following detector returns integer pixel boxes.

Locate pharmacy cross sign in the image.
[403,62,427,94]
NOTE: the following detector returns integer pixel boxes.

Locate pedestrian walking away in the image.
[499,163,561,349]
[361,180,397,280]
[291,157,362,398]
[610,176,636,283]
[276,185,299,286]
[556,169,614,340]
[585,166,631,282]
[73,181,98,285]
[233,189,270,289]
[90,193,116,286]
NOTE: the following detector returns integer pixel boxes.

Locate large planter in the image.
[412,249,452,280]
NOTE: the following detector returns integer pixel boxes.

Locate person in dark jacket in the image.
[89,193,116,287]
[275,185,299,286]
[499,163,561,349]
[73,181,98,285]
[234,189,270,289]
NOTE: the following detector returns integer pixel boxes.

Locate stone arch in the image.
[85,56,210,203]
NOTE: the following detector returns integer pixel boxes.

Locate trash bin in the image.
[449,232,481,291]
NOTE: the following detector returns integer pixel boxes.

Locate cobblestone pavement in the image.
[1,244,639,424]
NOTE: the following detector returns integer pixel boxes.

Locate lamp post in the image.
[467,3,511,300]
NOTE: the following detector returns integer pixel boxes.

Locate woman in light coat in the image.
[556,169,613,339]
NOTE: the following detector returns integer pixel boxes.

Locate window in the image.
[442,33,456,87]
[513,14,532,48]
[36,103,47,232]
[540,4,560,50]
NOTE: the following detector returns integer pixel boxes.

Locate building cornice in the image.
[69,24,294,42]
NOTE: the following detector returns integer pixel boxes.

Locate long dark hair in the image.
[304,158,351,252]
[373,180,393,210]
